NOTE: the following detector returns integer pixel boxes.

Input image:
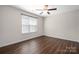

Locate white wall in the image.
[0,7,1,40]
[44,10,79,42]
[78,11,79,40]
[0,6,44,47]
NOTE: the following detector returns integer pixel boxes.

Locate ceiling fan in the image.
[36,5,57,14]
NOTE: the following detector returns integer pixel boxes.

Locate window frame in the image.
[21,14,38,34]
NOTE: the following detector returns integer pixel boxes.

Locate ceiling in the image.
[13,5,79,17]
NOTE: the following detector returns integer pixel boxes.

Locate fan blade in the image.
[48,8,57,11]
[40,12,43,14]
[47,12,50,14]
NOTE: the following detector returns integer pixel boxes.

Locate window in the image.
[22,14,37,33]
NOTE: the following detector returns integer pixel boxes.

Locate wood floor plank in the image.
[0,36,79,54]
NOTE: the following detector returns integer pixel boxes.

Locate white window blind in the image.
[22,14,37,33]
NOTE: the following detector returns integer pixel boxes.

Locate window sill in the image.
[22,32,37,35]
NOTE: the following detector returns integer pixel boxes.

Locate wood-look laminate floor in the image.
[0,36,79,54]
